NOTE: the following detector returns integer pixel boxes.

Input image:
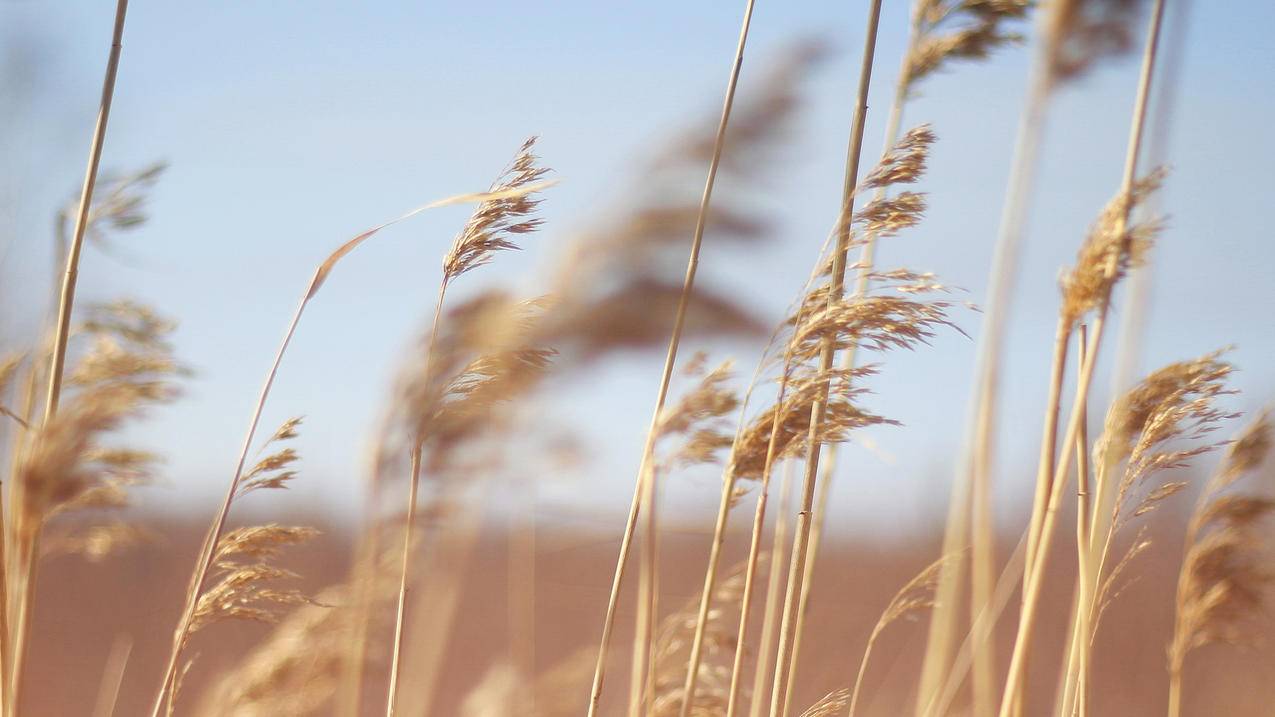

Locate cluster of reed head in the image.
[3,0,1272,715]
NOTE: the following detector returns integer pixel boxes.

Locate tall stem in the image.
[14,3,130,713]
[1071,327,1092,717]
[585,2,758,714]
[997,4,1166,715]
[767,4,883,714]
[44,0,130,423]
[386,279,448,716]
[149,292,309,717]
[385,447,423,716]
[742,464,795,717]
[777,457,833,716]
[628,457,661,717]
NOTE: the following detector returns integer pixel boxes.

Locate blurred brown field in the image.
[23,509,1275,716]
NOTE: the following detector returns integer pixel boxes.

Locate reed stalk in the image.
[741,464,795,717]
[585,3,758,714]
[628,457,660,717]
[997,4,1167,715]
[777,457,834,716]
[387,280,449,716]
[12,4,132,714]
[767,4,883,714]
[385,446,423,716]
[1071,327,1092,717]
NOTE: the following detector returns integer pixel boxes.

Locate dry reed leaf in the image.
[305,180,556,300]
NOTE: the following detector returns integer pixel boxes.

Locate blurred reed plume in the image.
[4,1,1275,717]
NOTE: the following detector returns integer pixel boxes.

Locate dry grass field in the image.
[3,0,1275,716]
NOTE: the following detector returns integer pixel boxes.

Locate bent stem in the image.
[585,2,758,714]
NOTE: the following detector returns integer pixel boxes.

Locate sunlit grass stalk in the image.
[768,4,883,714]
[385,447,423,716]
[997,4,1167,715]
[777,456,834,716]
[799,0,939,708]
[90,635,133,717]
[958,23,1056,717]
[628,458,660,716]
[740,463,795,717]
[386,281,448,716]
[1070,327,1092,717]
[11,4,131,713]
[585,2,758,714]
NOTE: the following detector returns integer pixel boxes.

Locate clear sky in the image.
[2,1,1274,536]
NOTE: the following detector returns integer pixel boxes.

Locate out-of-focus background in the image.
[3,1,1275,715]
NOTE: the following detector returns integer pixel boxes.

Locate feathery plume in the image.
[442,137,550,281]
[905,0,1031,90]
[1168,410,1275,717]
[1059,168,1167,328]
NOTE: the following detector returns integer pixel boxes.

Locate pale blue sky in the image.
[2,1,1273,535]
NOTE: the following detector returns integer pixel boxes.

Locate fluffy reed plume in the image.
[674,124,952,717]
[631,357,741,713]
[1167,411,1274,717]
[1059,168,1167,329]
[1055,350,1235,715]
[1046,0,1147,84]
[8,300,181,716]
[648,561,751,717]
[54,162,166,267]
[765,134,964,716]
[439,648,599,717]
[441,138,548,280]
[1098,352,1235,530]
[195,585,349,717]
[904,0,1031,91]
[154,179,550,717]
[847,556,950,717]
[162,417,318,714]
[381,138,550,715]
[795,688,850,717]
[188,524,319,633]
